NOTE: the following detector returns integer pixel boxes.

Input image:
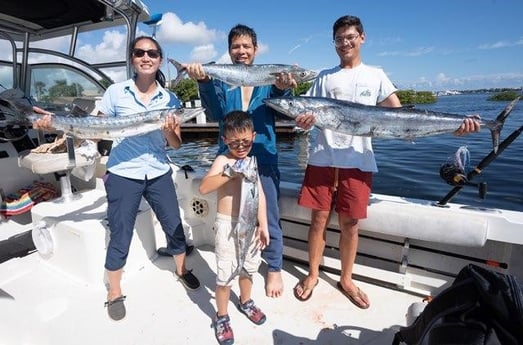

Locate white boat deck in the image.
[1,152,521,345]
[0,244,421,345]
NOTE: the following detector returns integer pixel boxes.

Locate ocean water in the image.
[170,93,523,212]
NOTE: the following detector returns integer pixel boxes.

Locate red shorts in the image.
[297,165,372,219]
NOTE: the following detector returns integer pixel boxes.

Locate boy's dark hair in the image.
[223,111,254,136]
[333,15,364,39]
[129,36,166,87]
[228,24,257,49]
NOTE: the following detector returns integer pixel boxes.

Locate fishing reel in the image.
[439,146,487,199]
[439,163,487,199]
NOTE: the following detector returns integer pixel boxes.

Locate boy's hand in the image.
[256,226,270,250]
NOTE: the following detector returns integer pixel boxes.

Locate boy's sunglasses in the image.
[226,139,253,150]
[132,48,161,59]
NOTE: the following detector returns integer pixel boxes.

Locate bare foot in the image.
[266,271,283,297]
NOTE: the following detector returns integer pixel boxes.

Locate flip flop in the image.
[293,279,319,302]
[336,282,370,309]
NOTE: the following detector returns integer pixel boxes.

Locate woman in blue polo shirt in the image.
[100,36,200,321]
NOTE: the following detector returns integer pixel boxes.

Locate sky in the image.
[2,0,522,92]
[145,0,523,91]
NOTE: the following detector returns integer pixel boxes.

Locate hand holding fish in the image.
[454,115,481,136]
[182,63,210,82]
[162,113,180,132]
[32,106,54,130]
[295,113,316,131]
[274,72,297,91]
[162,113,182,149]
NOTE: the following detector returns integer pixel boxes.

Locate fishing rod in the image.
[437,123,523,206]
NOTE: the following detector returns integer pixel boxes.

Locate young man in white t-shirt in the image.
[293,15,480,309]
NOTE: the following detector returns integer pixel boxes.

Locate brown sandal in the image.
[336,282,370,309]
[293,279,319,302]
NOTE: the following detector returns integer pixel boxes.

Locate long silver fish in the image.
[264,96,520,153]
[168,58,317,88]
[2,97,205,140]
[25,107,205,140]
[225,156,260,285]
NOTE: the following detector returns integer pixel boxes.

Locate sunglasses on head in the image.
[132,48,161,59]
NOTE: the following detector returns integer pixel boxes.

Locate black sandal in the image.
[104,295,127,321]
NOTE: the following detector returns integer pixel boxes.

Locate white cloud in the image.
[188,44,217,62]
[478,37,523,49]
[155,12,224,45]
[77,30,127,64]
[216,52,231,64]
[436,73,450,83]
[399,71,523,91]
[257,42,269,56]
[378,46,434,57]
[31,36,71,54]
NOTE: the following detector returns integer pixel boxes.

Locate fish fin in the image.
[494,96,520,123]
[490,96,519,153]
[167,58,187,88]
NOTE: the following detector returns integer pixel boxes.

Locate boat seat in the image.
[18,135,99,202]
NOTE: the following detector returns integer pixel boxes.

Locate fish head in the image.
[175,107,206,123]
[290,67,318,83]
[264,97,306,119]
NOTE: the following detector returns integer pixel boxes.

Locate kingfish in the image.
[264,96,520,153]
[27,107,205,140]
[226,156,260,285]
[168,59,317,88]
[2,97,205,140]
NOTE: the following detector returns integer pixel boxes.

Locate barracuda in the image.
[168,58,317,88]
[264,96,520,153]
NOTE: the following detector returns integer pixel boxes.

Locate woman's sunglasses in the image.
[132,48,161,59]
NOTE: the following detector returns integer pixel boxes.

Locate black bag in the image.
[0,230,36,264]
[392,264,523,345]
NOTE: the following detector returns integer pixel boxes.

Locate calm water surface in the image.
[170,94,523,212]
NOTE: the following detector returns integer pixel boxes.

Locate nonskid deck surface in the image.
[0,245,420,345]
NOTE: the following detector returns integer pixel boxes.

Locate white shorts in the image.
[214,213,261,287]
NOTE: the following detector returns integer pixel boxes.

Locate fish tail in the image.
[490,96,520,153]
[167,58,186,88]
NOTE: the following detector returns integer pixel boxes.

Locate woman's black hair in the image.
[129,36,166,87]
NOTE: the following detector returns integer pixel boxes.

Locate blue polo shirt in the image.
[98,78,181,179]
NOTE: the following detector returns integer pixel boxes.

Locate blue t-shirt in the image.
[98,78,181,179]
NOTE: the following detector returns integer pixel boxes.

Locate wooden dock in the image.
[181,121,299,138]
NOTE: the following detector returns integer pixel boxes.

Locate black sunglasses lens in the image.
[147,50,160,58]
[133,49,145,57]
[133,49,160,58]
